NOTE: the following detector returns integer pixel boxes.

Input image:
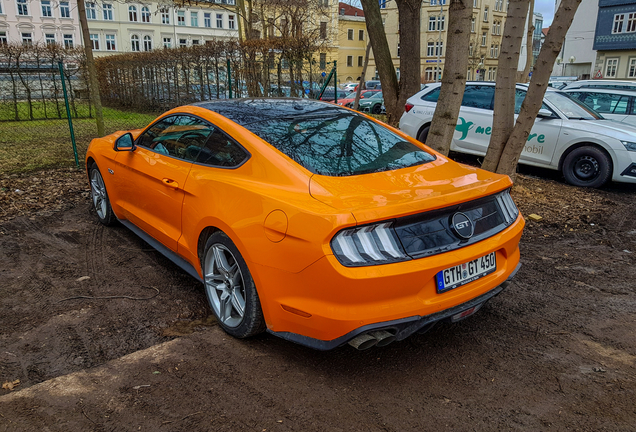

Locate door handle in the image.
[162,178,179,189]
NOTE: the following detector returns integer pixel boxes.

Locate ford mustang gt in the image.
[86,99,524,350]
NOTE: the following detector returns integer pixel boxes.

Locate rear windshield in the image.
[246,113,435,176]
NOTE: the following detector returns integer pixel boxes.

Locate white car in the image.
[563,80,636,91]
[399,82,636,188]
[563,88,636,126]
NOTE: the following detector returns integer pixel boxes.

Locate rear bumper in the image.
[251,215,525,348]
[270,263,520,350]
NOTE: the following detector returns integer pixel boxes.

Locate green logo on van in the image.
[455,117,546,143]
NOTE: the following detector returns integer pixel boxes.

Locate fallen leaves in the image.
[2,379,20,391]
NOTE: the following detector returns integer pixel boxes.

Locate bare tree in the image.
[421,0,473,155]
[481,0,529,172]
[484,0,582,176]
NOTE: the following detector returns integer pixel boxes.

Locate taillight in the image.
[405,103,414,112]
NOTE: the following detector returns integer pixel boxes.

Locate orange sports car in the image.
[86,99,524,350]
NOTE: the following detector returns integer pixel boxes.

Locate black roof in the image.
[192,98,351,127]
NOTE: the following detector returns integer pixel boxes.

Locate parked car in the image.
[319,89,348,102]
[364,80,382,89]
[563,88,636,126]
[358,91,384,114]
[399,82,636,188]
[336,89,381,107]
[341,82,358,92]
[86,98,524,350]
[562,79,636,91]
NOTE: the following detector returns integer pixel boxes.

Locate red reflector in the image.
[405,103,414,112]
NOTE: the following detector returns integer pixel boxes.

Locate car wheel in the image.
[562,146,612,188]
[417,126,430,144]
[89,163,116,226]
[202,232,265,338]
[372,104,382,114]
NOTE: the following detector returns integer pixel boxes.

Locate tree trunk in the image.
[396,0,423,119]
[424,0,472,156]
[495,0,582,177]
[354,42,372,111]
[521,0,535,82]
[359,0,400,126]
[482,0,529,172]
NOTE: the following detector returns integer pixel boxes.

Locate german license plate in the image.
[436,252,496,293]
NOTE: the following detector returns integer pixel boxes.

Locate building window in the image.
[60,1,70,18]
[347,29,354,40]
[129,6,137,22]
[359,29,364,40]
[86,2,96,19]
[179,38,187,47]
[22,32,33,45]
[63,34,73,48]
[427,41,443,56]
[143,35,152,51]
[494,44,499,58]
[347,55,353,67]
[320,53,326,69]
[482,31,487,46]
[17,0,28,15]
[103,4,113,20]
[469,43,473,56]
[358,55,363,67]
[141,6,150,23]
[216,13,223,28]
[627,13,636,32]
[471,17,475,32]
[89,33,99,50]
[490,44,494,57]
[0,1,3,14]
[191,11,198,26]
[228,14,235,29]
[320,22,327,39]
[379,0,386,9]
[613,14,625,33]
[429,16,436,31]
[0,32,6,46]
[163,37,171,48]
[161,9,169,24]
[105,34,116,50]
[605,58,618,77]
[192,39,199,45]
[629,58,636,77]
[131,34,140,51]
[41,0,52,17]
[45,33,55,45]
[484,7,488,22]
[178,10,186,25]
[204,12,211,27]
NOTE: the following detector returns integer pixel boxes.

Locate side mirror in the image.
[115,132,134,151]
[537,109,555,119]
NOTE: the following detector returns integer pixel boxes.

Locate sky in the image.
[535,0,555,27]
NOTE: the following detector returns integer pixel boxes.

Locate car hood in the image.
[309,158,512,223]
[571,119,636,140]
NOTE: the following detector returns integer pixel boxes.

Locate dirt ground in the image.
[0,165,635,431]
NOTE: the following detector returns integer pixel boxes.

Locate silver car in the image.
[399,82,636,188]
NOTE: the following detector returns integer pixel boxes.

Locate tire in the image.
[89,163,116,226]
[372,104,382,114]
[562,146,612,188]
[202,232,265,338]
[417,126,430,144]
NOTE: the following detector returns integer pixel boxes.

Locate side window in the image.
[580,92,628,114]
[461,85,495,110]
[137,115,212,161]
[514,90,553,115]
[566,91,581,100]
[630,97,636,115]
[611,95,628,114]
[421,87,441,103]
[196,128,248,167]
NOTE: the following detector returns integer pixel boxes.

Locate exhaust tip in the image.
[371,330,396,347]
[348,333,378,350]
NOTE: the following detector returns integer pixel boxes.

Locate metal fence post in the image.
[227,59,233,99]
[58,62,80,168]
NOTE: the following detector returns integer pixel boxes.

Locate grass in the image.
[0,107,157,175]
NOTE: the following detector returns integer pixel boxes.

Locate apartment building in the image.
[338,2,367,82]
[84,0,238,56]
[367,0,507,83]
[0,0,82,47]
[592,0,636,79]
